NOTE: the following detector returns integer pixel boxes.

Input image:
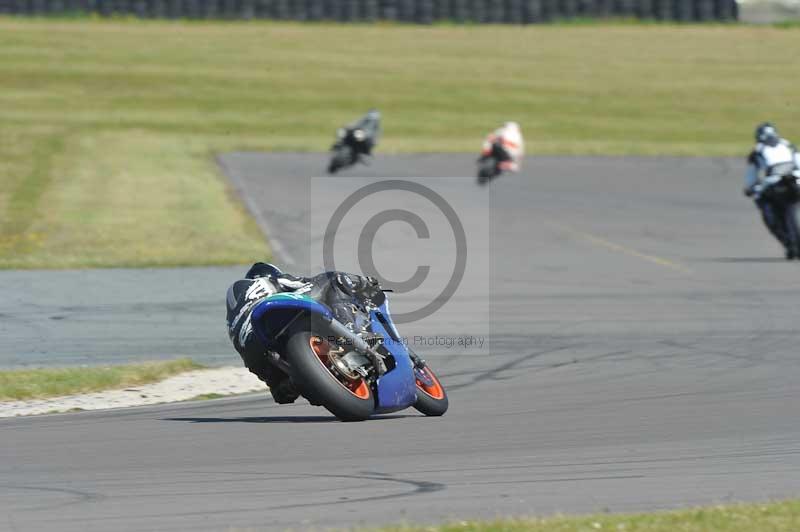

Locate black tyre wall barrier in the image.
[504,0,522,23]
[451,0,467,21]
[523,0,542,21]
[0,0,738,20]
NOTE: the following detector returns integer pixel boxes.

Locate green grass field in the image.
[0,358,203,400]
[1,19,799,268]
[376,499,800,531]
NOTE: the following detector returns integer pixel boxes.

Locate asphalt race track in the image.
[0,267,243,368]
[2,154,800,531]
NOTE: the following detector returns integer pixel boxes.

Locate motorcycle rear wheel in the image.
[284,330,375,421]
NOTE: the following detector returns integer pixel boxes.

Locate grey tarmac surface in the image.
[0,266,244,368]
[2,153,800,531]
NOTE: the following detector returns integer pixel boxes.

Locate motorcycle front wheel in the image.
[328,145,354,174]
[284,330,375,421]
[784,202,800,259]
[477,157,498,185]
[413,364,448,416]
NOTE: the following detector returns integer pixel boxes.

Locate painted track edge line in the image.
[216,155,296,266]
[547,221,693,275]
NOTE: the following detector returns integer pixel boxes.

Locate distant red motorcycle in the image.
[476,122,523,185]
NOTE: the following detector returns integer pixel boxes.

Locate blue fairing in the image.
[371,302,417,413]
[250,294,333,347]
[251,293,417,413]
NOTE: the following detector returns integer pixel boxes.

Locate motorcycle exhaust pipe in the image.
[323,316,388,376]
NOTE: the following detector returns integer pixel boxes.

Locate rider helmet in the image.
[755,122,780,147]
[245,262,282,280]
[334,272,383,305]
[334,272,364,296]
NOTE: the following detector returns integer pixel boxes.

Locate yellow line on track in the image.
[547,221,693,275]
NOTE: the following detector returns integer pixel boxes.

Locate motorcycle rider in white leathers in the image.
[744,122,800,257]
[481,121,525,172]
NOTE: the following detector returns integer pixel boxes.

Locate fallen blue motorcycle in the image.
[250,290,448,421]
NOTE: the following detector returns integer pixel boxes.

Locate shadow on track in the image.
[707,257,788,263]
[163,414,414,424]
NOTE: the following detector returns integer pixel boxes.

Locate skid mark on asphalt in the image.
[441,349,614,379]
[547,221,693,275]
[443,346,635,392]
[29,473,447,523]
[399,447,800,479]
[266,472,446,511]
[0,484,103,513]
[448,474,645,486]
[442,344,579,391]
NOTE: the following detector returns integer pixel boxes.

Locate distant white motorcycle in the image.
[477,122,524,185]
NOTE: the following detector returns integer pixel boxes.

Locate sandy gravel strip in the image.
[0,366,264,417]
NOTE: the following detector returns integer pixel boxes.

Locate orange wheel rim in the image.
[310,336,371,400]
[349,380,371,399]
[310,336,331,358]
[416,367,445,400]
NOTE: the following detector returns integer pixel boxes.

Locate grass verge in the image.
[1,19,799,268]
[377,500,800,531]
[0,358,204,401]
[187,392,227,401]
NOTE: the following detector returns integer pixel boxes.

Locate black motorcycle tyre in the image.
[413,365,449,417]
[477,157,499,185]
[328,145,354,174]
[284,330,375,421]
[784,202,800,259]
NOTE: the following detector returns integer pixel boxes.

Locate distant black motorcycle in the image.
[328,111,381,174]
[757,172,800,259]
